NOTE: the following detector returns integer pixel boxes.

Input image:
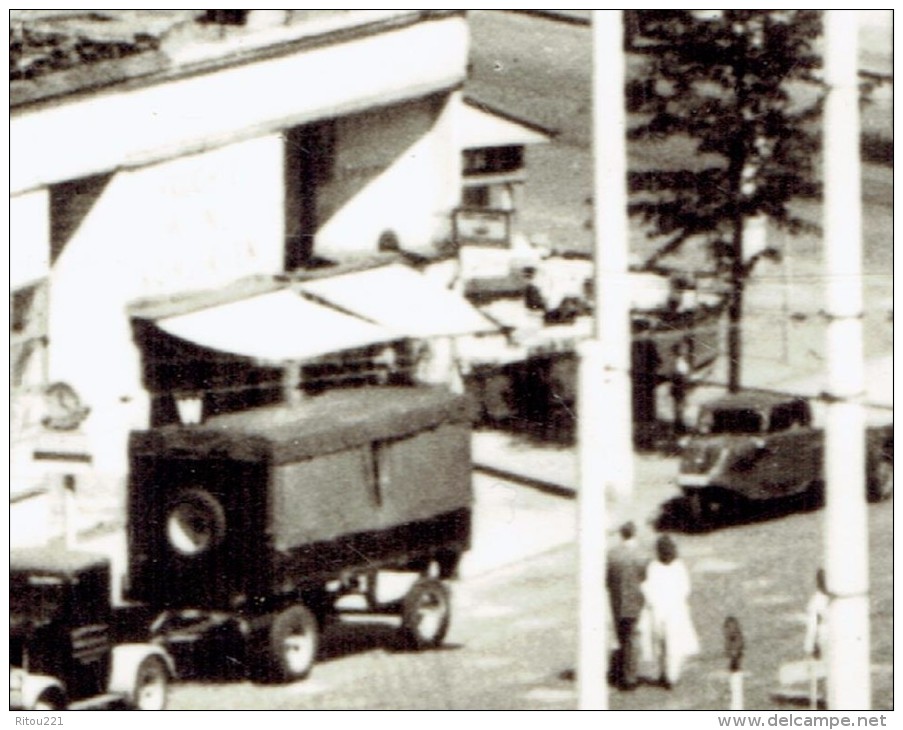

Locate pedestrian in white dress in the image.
[639,535,700,688]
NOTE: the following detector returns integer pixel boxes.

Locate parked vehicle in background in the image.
[678,393,893,525]
[10,549,174,710]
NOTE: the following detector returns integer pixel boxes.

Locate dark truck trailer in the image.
[127,386,473,681]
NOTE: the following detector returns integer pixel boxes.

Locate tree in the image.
[624,10,822,391]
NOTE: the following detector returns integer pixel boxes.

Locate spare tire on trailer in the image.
[400,578,451,649]
[164,487,227,557]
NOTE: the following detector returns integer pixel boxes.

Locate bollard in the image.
[724,616,745,711]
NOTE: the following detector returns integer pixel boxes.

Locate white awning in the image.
[150,263,497,363]
[459,103,550,149]
[298,263,496,338]
[155,289,394,362]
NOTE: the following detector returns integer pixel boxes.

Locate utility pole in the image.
[577,9,633,710]
[822,10,871,710]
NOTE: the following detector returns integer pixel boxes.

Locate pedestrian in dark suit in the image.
[606,521,646,690]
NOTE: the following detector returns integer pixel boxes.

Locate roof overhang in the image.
[459,99,552,149]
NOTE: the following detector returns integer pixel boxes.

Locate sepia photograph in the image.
[9,8,892,716]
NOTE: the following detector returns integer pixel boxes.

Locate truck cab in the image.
[10,548,174,711]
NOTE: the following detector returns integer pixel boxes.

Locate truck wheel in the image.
[869,460,893,502]
[33,688,67,711]
[401,578,450,649]
[132,655,169,710]
[270,605,319,681]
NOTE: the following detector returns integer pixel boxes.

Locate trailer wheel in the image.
[401,578,450,649]
[270,605,319,681]
[131,655,169,710]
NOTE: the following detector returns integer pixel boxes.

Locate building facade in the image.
[10,10,471,540]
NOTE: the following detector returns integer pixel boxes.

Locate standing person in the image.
[640,535,700,689]
[606,522,647,690]
[804,569,829,660]
[670,341,691,435]
[802,568,829,707]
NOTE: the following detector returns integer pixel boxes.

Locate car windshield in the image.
[701,408,765,435]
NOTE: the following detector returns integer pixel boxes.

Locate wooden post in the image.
[730,672,744,711]
[724,616,745,711]
[577,10,632,711]
[822,9,871,710]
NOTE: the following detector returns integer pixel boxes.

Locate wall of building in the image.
[315,92,463,257]
[10,14,469,196]
[10,13,470,538]
[10,190,50,289]
[46,134,284,484]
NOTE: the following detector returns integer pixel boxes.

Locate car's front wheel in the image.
[868,459,893,502]
[33,688,67,711]
[685,491,715,529]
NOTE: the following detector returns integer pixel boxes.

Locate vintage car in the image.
[678,393,893,524]
[127,385,473,682]
[10,548,174,711]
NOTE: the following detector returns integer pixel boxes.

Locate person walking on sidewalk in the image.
[606,522,647,690]
[639,535,700,689]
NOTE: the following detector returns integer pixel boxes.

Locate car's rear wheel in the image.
[869,459,893,502]
[132,655,169,710]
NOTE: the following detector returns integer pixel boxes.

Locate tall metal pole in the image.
[577,9,633,710]
[822,10,871,710]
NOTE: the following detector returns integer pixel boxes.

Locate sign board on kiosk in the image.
[453,208,511,248]
[454,208,514,280]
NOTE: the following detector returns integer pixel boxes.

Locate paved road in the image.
[164,465,892,710]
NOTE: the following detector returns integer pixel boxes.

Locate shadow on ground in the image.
[654,492,819,534]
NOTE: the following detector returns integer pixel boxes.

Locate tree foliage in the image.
[623,10,823,390]
[624,9,823,273]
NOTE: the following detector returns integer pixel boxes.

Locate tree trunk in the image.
[727,215,745,392]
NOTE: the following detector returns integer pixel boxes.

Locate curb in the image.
[473,462,575,499]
